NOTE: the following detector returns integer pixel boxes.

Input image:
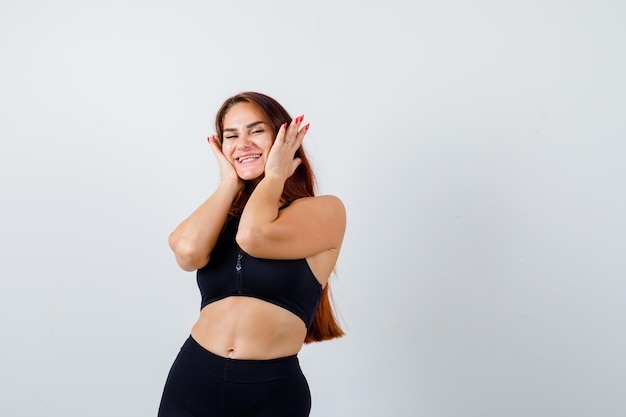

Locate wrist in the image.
[218,178,244,194]
[262,171,288,184]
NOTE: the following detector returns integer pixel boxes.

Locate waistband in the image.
[183,335,302,383]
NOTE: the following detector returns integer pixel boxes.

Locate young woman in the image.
[158,92,346,417]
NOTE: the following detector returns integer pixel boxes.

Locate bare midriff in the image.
[190,296,308,360]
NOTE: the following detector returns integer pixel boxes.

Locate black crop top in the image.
[196,216,323,329]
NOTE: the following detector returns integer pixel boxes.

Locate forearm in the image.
[169,180,241,270]
[238,174,285,236]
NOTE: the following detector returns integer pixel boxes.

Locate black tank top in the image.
[196,216,323,329]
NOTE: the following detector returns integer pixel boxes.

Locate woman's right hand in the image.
[208,135,244,191]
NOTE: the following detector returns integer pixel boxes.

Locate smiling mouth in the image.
[237,154,261,163]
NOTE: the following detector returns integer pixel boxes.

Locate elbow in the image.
[235,228,253,253]
[235,227,264,256]
[169,233,209,271]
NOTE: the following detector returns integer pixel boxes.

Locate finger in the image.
[274,122,287,144]
[287,115,304,138]
[283,115,305,146]
[298,121,310,136]
[290,157,302,175]
[207,135,224,156]
[207,134,217,150]
[292,122,309,148]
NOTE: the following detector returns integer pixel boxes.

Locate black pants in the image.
[158,336,311,417]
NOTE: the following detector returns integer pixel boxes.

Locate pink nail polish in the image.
[283,122,288,129]
[304,123,310,131]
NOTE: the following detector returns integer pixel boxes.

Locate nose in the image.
[237,133,252,149]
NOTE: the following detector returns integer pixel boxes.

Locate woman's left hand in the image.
[264,115,309,180]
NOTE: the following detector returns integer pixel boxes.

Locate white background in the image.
[1,0,625,416]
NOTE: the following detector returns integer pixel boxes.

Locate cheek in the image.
[262,136,275,152]
[221,142,234,157]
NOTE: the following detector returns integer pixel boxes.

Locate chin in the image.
[238,171,264,182]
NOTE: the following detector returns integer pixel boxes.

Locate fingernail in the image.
[296,115,304,124]
[282,122,288,129]
[207,136,212,143]
[304,123,310,131]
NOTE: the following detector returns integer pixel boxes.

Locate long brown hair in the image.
[215,91,344,343]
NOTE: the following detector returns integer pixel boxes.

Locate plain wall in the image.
[1,0,625,416]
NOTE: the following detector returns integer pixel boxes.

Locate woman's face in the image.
[221,102,275,182]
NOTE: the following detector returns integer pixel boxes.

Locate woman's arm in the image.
[169,180,241,271]
[237,185,346,260]
[169,135,243,271]
[237,120,346,259]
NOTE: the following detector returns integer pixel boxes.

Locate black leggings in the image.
[158,336,311,417]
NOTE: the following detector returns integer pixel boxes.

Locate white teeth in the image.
[238,155,260,163]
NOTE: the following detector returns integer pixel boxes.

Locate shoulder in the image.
[278,195,346,235]
[290,194,344,207]
[286,195,346,220]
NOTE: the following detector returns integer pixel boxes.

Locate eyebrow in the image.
[223,121,265,132]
